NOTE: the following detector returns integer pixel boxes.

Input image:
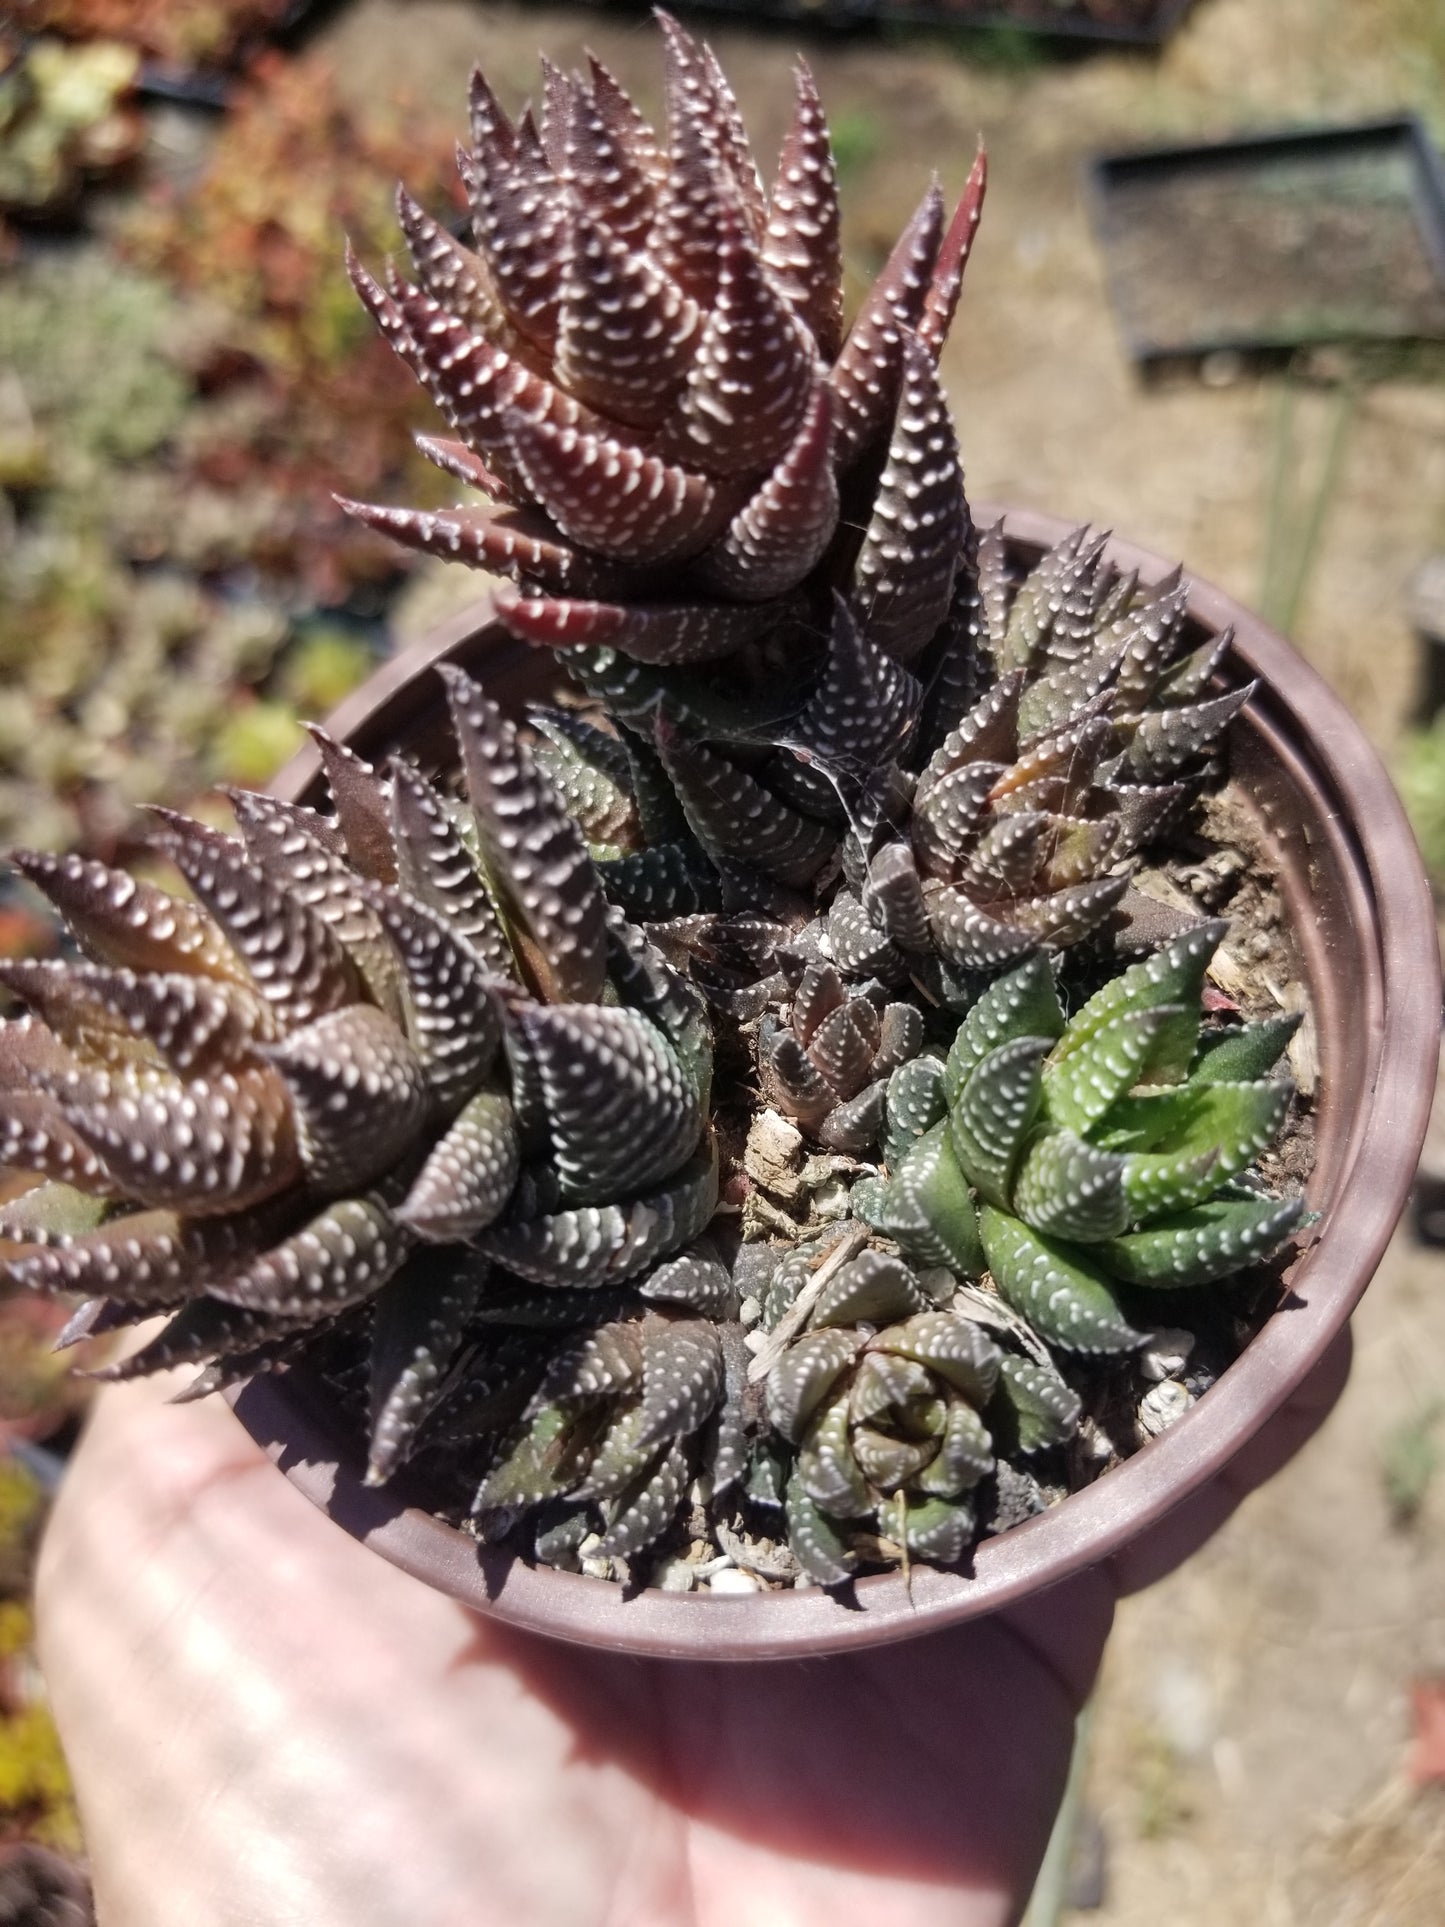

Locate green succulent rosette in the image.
[856,921,1305,1354]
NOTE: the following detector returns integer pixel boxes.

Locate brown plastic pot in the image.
[228,506,1440,1660]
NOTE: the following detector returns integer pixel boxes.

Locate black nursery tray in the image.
[1089,117,1445,362]
[652,0,1195,47]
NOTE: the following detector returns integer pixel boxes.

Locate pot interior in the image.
[239,514,1437,1659]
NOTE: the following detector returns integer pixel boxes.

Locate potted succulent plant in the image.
[0,15,1435,1659]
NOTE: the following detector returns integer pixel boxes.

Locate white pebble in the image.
[654,1558,695,1593]
[707,1568,760,1594]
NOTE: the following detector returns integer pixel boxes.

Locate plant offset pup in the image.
[0,17,1306,1590]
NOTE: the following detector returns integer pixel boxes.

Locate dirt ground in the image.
[313,1,1445,1917]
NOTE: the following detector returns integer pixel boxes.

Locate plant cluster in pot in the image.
[0,15,1435,1661]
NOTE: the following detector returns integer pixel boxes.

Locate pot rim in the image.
[234,507,1440,1660]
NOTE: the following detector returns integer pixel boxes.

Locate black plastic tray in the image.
[1089,117,1445,363]
[612,0,1196,48]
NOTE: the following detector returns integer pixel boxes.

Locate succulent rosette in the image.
[855,923,1305,1354]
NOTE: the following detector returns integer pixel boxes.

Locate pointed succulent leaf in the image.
[926,887,1038,973]
[146,812,362,1032]
[367,1248,485,1483]
[1125,686,1254,782]
[883,1052,949,1169]
[462,113,568,351]
[574,1401,654,1501]
[915,1394,993,1499]
[358,881,503,1111]
[397,1089,520,1241]
[797,1397,872,1517]
[944,958,1064,1108]
[595,1440,690,1561]
[504,411,721,565]
[1000,873,1130,951]
[210,1198,411,1318]
[224,790,405,1020]
[396,185,515,343]
[949,1035,1048,1207]
[475,1401,589,1511]
[1042,1006,1175,1137]
[267,1004,433,1194]
[785,1471,858,1585]
[554,201,699,428]
[672,200,816,475]
[807,999,879,1101]
[597,843,722,922]
[647,14,737,304]
[700,42,767,235]
[1117,1081,1292,1220]
[637,1252,734,1316]
[871,1310,1001,1402]
[819,1078,888,1154]
[543,1321,645,1402]
[654,721,833,890]
[827,889,902,977]
[767,1326,865,1443]
[386,760,516,980]
[830,181,944,466]
[1051,920,1226,1084]
[861,842,930,955]
[1039,814,1121,893]
[1,1206,269,1309]
[910,764,998,876]
[1010,1130,1130,1243]
[963,813,1050,895]
[442,666,609,1004]
[88,1295,312,1383]
[561,57,659,250]
[337,497,616,597]
[1190,1014,1301,1084]
[0,960,277,1075]
[635,1317,724,1449]
[901,1493,975,1562]
[602,908,712,1104]
[809,1250,928,1329]
[11,851,251,988]
[692,381,839,600]
[41,1061,299,1216]
[495,587,772,666]
[762,61,843,358]
[919,146,987,356]
[1099,1194,1304,1289]
[873,1122,982,1277]
[526,711,641,851]
[978,1205,1142,1354]
[787,596,922,773]
[849,336,966,664]
[514,1003,704,1205]
[992,1353,1082,1454]
[303,728,399,885]
[480,1143,718,1288]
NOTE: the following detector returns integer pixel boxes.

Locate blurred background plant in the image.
[13,0,293,75]
[0,31,142,232]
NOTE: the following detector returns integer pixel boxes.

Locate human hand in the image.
[35,1334,1349,1927]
